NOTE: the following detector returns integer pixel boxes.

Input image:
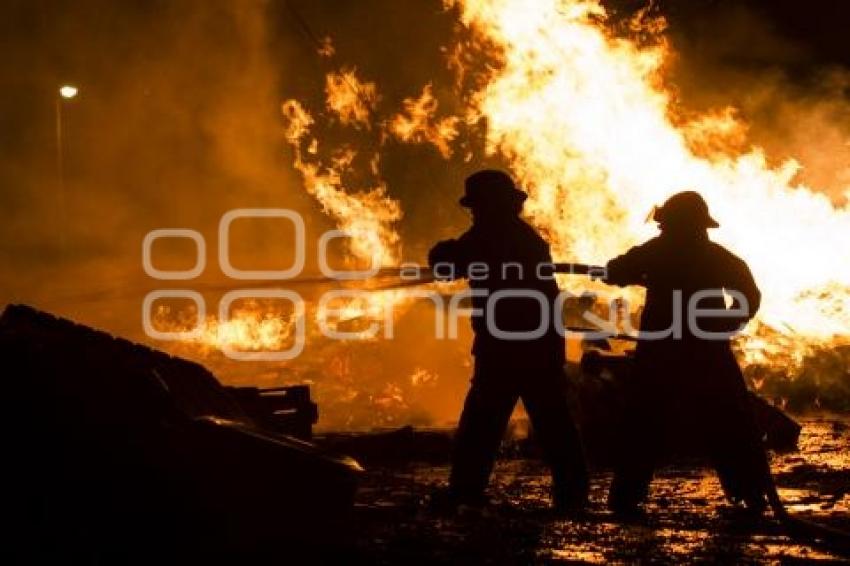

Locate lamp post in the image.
[56,84,78,251]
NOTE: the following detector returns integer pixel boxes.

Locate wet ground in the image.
[346,416,850,564]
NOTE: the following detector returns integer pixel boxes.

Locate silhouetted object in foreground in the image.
[226,384,318,439]
[0,304,361,563]
[428,169,588,511]
[576,343,800,463]
[602,191,773,516]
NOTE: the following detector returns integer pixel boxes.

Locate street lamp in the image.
[59,84,78,99]
[56,84,79,251]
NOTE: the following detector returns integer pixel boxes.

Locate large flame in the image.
[171,0,850,394]
[282,93,402,266]
[450,0,850,347]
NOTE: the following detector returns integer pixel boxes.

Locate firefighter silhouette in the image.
[603,191,773,516]
[428,169,588,511]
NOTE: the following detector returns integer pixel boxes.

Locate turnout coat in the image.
[605,231,772,505]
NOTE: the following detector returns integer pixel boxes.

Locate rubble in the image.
[317,339,801,467]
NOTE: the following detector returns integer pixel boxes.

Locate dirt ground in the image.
[343,416,850,564]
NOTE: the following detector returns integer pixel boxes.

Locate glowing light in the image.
[174,0,850,373]
[451,0,850,350]
[59,85,78,99]
[389,84,460,158]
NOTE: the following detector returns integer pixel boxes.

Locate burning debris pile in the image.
[740,336,850,413]
[317,332,802,468]
[155,296,470,430]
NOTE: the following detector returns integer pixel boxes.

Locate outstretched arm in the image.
[427,231,476,280]
[604,242,653,287]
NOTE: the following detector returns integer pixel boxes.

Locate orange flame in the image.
[282,96,402,266]
[450,0,850,347]
[388,84,460,158]
[325,68,378,128]
[177,0,850,376]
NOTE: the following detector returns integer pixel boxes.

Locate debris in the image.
[226,384,318,439]
[317,338,801,468]
[1,304,362,560]
[577,346,802,462]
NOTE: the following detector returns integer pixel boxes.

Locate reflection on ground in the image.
[349,416,849,563]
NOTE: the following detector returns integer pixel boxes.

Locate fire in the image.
[175,0,850,383]
[205,309,295,352]
[152,302,296,353]
[152,290,411,354]
[449,0,850,346]
[158,73,412,354]
[314,288,414,340]
[324,68,378,128]
[388,84,460,158]
[282,64,406,268]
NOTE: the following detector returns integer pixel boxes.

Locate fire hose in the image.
[362,262,606,289]
[764,475,850,553]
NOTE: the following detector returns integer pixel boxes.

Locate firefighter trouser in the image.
[608,348,773,511]
[448,359,588,504]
